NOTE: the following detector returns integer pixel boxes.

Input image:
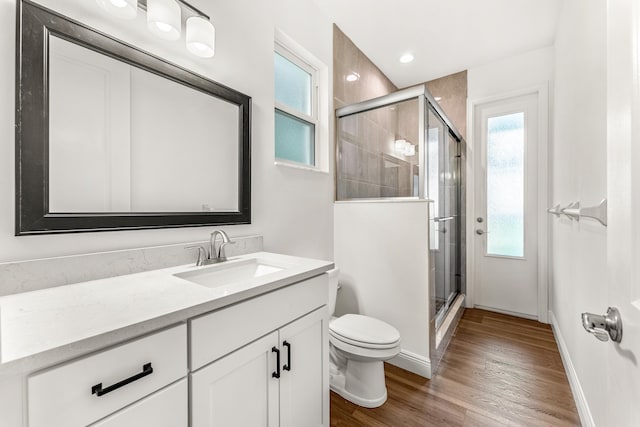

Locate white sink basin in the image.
[174,258,284,289]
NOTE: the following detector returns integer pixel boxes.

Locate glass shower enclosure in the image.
[335,85,464,329]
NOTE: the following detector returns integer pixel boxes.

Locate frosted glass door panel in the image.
[274,52,312,115]
[486,112,525,257]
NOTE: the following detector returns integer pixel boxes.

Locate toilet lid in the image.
[329,314,400,346]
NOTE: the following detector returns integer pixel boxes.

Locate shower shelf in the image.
[547,199,607,226]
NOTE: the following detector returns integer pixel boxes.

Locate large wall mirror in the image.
[16,1,251,235]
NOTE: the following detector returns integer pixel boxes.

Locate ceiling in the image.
[313,0,562,88]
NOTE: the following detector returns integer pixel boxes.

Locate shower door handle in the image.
[475,229,489,235]
[434,216,454,223]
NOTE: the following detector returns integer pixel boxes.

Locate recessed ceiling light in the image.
[434,97,442,102]
[399,53,414,64]
[346,72,360,82]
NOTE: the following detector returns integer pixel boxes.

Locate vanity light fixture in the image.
[186,16,215,57]
[96,0,138,20]
[395,139,408,153]
[147,0,181,40]
[404,143,416,156]
[395,139,415,156]
[96,0,215,58]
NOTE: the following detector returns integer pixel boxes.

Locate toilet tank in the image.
[327,268,340,315]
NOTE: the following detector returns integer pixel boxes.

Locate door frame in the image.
[466,83,550,323]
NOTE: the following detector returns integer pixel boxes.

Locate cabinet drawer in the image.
[190,274,328,370]
[90,379,187,427]
[28,324,187,427]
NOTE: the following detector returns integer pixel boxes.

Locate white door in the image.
[190,331,279,427]
[604,0,640,424]
[279,308,328,427]
[473,93,540,318]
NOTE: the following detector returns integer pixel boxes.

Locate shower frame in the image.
[335,84,463,201]
[335,84,466,374]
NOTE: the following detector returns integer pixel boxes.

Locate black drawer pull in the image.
[283,341,291,372]
[272,347,281,379]
[91,363,153,397]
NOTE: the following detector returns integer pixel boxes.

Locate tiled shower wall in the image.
[336,100,419,199]
[333,25,467,200]
[334,26,418,199]
[333,25,397,109]
[425,71,468,140]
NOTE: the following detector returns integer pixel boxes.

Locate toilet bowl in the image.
[327,269,401,408]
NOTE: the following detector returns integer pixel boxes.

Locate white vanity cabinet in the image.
[27,324,188,427]
[0,259,331,427]
[278,307,328,427]
[190,275,329,427]
[91,379,188,427]
[191,331,280,426]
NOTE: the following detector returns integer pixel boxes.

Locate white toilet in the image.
[327,268,401,408]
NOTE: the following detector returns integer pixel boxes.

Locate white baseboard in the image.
[474,304,538,320]
[549,310,595,427]
[387,349,431,379]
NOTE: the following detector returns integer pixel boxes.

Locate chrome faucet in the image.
[209,230,235,263]
[185,230,235,266]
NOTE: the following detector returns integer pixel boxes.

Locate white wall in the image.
[550,0,607,425]
[334,200,432,377]
[468,46,554,101]
[0,0,334,264]
[466,46,554,311]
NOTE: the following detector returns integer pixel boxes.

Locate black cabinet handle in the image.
[271,347,281,379]
[91,363,153,397]
[283,341,291,372]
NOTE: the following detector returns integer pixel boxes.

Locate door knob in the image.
[581,307,623,343]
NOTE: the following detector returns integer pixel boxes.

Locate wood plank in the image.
[330,308,580,426]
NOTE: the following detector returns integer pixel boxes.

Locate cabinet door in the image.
[90,379,187,427]
[279,307,329,427]
[191,331,279,427]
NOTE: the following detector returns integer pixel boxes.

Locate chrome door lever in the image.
[581,307,623,343]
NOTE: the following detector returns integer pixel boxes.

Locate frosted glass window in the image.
[274,46,318,167]
[275,109,315,165]
[274,52,312,115]
[486,112,525,257]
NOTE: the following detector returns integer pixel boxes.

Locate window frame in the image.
[274,32,325,171]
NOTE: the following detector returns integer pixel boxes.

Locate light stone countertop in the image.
[0,251,333,378]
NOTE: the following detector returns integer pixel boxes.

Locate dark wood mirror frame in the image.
[16,0,251,235]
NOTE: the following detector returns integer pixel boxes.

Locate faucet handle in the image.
[185,245,207,266]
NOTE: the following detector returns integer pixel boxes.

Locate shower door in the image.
[428,108,460,327]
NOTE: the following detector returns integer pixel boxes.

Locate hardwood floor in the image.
[330,308,580,426]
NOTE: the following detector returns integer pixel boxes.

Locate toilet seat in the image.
[329,314,400,349]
